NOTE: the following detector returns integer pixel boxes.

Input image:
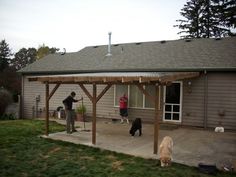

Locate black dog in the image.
[129,118,142,136]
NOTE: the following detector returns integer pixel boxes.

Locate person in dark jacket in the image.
[63,91,82,134]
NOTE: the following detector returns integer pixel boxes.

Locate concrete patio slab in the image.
[43,119,236,168]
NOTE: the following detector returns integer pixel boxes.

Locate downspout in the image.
[20,75,24,119]
[203,70,208,129]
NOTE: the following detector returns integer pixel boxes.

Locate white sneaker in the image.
[126,119,129,124]
[120,119,124,124]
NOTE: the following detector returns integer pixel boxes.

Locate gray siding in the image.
[182,76,205,127]
[182,73,236,130]
[22,72,236,130]
[22,76,119,119]
[22,76,156,121]
[207,73,236,130]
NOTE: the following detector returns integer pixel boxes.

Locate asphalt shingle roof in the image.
[19,37,236,74]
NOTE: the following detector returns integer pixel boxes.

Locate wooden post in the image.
[153,85,160,154]
[45,82,49,136]
[79,83,111,145]
[92,84,97,145]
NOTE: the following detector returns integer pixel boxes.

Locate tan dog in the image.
[159,136,173,167]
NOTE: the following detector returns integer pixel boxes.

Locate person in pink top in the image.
[119,93,129,123]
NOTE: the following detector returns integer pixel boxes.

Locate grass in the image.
[0,120,235,177]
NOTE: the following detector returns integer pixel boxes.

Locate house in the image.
[19,37,236,132]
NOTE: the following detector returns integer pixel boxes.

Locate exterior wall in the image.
[22,76,155,121]
[182,72,236,130]
[22,72,236,130]
[182,76,205,127]
[207,73,236,130]
[22,76,117,119]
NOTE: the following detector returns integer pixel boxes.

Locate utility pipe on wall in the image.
[203,70,208,129]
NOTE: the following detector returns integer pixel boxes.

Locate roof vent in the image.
[185,39,191,42]
[121,46,124,53]
[93,46,98,48]
[160,40,166,44]
[135,42,141,45]
[106,32,112,57]
[61,48,66,55]
[113,44,119,46]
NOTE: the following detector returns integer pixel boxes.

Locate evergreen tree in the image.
[175,0,236,38]
[174,0,205,38]
[214,0,236,30]
[0,40,12,71]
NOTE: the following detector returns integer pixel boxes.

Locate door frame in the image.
[163,81,183,123]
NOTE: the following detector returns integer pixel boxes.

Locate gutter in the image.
[18,67,236,76]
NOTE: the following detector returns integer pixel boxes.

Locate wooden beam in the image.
[45,82,49,136]
[48,83,61,101]
[28,72,200,85]
[143,77,161,82]
[28,77,38,81]
[88,77,104,82]
[96,84,112,103]
[139,77,150,83]
[104,77,122,83]
[78,84,93,102]
[159,72,199,83]
[136,84,155,104]
[122,77,139,83]
[153,85,160,154]
[74,76,89,82]
[92,84,97,145]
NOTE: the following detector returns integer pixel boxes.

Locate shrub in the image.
[0,88,13,116]
[0,113,16,120]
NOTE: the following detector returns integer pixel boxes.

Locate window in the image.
[145,85,155,108]
[129,85,143,108]
[114,85,155,109]
[114,85,128,107]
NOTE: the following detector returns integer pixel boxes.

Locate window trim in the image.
[114,85,155,109]
[163,81,183,123]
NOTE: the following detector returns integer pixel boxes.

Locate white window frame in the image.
[114,85,129,107]
[163,81,183,123]
[114,85,155,109]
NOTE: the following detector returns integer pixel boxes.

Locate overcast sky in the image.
[0,0,187,53]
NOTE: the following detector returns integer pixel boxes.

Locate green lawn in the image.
[0,120,235,177]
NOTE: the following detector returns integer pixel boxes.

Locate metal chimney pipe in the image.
[106,32,112,56]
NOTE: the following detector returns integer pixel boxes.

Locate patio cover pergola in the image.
[29,71,199,154]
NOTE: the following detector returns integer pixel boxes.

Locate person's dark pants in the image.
[66,110,76,133]
[120,108,128,117]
